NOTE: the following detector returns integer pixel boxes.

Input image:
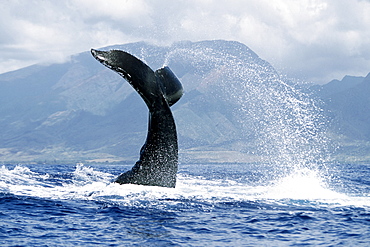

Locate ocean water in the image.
[1,162,369,246]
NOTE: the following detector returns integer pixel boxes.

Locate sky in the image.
[0,0,369,84]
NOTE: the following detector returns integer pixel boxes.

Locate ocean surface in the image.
[1,162,369,246]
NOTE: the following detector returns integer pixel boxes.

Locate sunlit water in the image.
[1,163,369,246]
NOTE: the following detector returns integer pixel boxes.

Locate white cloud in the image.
[0,0,369,83]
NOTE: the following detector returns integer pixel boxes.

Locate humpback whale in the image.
[91,49,183,188]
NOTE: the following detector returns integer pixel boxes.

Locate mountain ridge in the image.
[0,40,369,163]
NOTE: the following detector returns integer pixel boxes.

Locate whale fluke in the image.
[91,49,183,188]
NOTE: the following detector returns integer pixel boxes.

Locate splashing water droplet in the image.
[163,43,332,180]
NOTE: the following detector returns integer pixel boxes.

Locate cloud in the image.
[0,0,369,83]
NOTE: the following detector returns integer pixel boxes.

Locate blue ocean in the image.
[1,161,369,246]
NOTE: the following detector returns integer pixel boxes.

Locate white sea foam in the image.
[262,168,345,200]
[1,164,369,208]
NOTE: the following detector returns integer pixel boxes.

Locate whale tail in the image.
[91,48,183,188]
[91,49,183,108]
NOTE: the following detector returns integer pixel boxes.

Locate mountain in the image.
[0,40,369,164]
[311,75,365,98]
[310,73,370,140]
[0,40,279,163]
[309,73,370,161]
[329,74,370,139]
